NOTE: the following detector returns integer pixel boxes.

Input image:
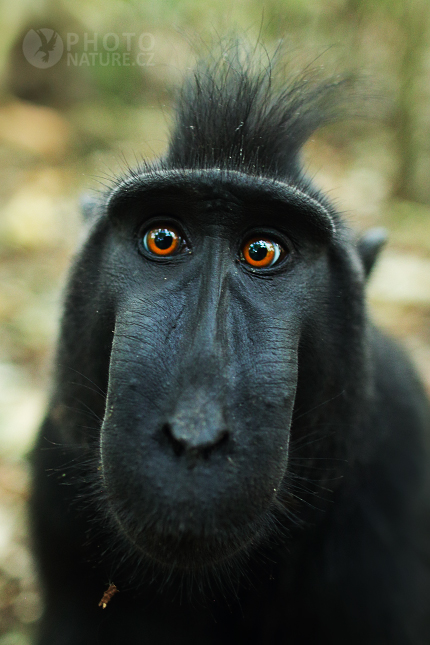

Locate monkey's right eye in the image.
[140,225,188,258]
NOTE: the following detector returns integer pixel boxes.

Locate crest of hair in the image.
[166,39,358,180]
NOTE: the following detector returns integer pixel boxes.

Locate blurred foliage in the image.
[0,0,430,641]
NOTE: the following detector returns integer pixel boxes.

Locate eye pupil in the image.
[248,241,268,262]
[154,230,173,250]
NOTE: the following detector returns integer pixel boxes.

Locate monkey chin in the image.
[141,529,264,571]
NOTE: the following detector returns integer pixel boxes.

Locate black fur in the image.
[31,45,430,645]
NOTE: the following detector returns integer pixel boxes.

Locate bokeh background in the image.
[0,0,430,642]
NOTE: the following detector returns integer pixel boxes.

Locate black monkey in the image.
[31,46,430,645]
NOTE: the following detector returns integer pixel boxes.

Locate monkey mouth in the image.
[108,498,271,570]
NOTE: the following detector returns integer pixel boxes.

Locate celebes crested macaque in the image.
[31,45,430,644]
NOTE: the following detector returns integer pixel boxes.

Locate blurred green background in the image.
[0,0,430,642]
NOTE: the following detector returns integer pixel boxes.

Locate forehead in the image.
[107,168,337,239]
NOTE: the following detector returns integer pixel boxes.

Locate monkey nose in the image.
[161,404,230,461]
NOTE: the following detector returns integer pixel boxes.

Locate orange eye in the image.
[241,237,284,268]
[143,226,181,256]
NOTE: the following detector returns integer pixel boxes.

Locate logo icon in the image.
[23,29,64,68]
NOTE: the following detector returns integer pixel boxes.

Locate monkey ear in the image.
[357,227,388,279]
[80,194,102,222]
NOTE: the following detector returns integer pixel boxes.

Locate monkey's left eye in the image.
[240,236,286,268]
[141,225,187,257]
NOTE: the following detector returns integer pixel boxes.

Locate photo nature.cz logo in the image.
[23,29,155,68]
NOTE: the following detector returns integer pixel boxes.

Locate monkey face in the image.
[70,169,355,569]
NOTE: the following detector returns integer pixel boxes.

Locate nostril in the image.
[201,429,229,460]
[162,423,185,457]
